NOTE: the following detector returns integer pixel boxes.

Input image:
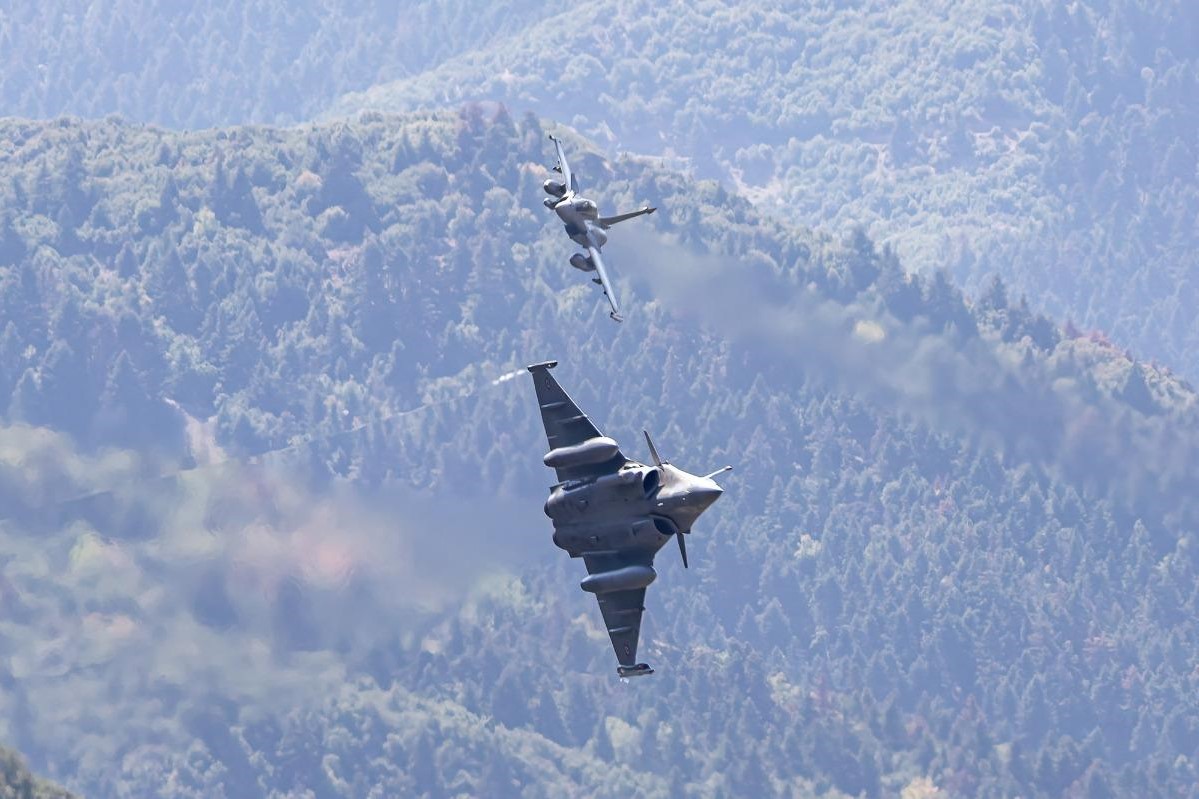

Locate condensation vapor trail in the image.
[0,365,529,523]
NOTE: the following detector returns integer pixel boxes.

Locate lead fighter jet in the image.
[528,360,731,677]
[543,134,656,322]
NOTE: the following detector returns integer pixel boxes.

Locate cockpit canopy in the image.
[572,198,598,219]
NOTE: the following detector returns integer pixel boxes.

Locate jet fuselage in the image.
[548,195,605,250]
[545,461,723,559]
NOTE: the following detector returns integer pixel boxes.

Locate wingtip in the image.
[617,663,654,678]
[610,312,624,323]
[526,360,559,372]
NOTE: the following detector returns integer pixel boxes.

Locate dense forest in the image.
[333,0,1199,381]
[3,1,1199,795]
[1,109,1198,796]
[5,1,1195,381]
[0,0,543,127]
[0,746,72,799]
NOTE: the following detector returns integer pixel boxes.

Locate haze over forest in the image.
[1,1,1198,797]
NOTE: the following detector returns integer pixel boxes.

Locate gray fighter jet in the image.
[542,134,656,322]
[528,360,731,677]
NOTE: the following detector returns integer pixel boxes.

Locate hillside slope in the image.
[332,0,1199,378]
[5,0,1197,377]
[1,110,1198,796]
[0,747,73,799]
[0,0,543,128]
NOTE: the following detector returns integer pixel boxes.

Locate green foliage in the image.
[0,1,546,129]
[0,746,73,799]
[1,110,1199,797]
[334,0,1199,381]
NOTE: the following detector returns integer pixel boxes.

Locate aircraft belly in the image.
[553,521,633,554]
[551,514,672,558]
[556,207,586,236]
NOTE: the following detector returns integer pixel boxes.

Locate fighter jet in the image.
[542,134,656,323]
[527,360,731,677]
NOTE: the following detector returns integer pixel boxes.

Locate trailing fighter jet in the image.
[542,134,656,322]
[527,360,731,677]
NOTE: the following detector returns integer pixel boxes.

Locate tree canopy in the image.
[0,109,1197,796]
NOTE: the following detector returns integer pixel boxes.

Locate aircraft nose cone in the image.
[691,480,723,510]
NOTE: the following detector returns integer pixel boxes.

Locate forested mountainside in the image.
[333,0,1199,379]
[0,0,543,128]
[2,109,1199,797]
[5,0,1196,382]
[0,748,72,799]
